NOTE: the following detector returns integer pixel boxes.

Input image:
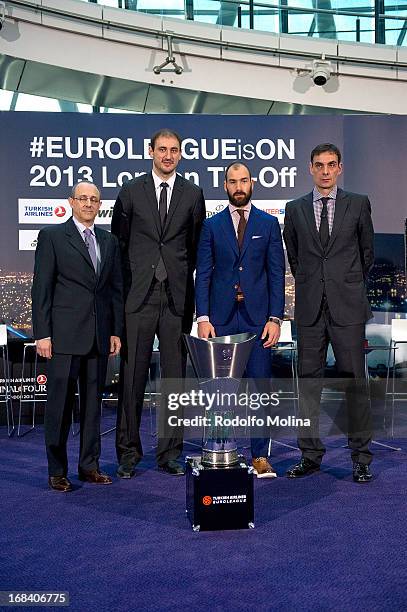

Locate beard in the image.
[227,185,252,207]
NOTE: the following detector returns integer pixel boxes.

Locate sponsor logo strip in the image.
[18,200,114,225]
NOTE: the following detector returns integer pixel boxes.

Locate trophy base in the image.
[185,456,254,531]
[201,448,239,467]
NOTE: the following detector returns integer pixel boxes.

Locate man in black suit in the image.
[111,128,206,477]
[283,143,374,483]
[32,181,123,492]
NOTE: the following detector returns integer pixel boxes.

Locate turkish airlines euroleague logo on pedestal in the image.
[202,496,212,506]
[36,374,47,385]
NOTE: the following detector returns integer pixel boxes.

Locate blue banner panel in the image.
[0,113,405,333]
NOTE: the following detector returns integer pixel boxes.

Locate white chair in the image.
[100,354,120,437]
[385,319,407,437]
[17,342,44,436]
[146,336,160,439]
[363,323,400,450]
[270,320,299,408]
[269,320,299,452]
[17,341,80,437]
[0,324,14,436]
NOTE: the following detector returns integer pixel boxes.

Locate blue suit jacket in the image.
[196,205,285,326]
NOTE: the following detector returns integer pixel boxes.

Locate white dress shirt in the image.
[72,216,101,264]
[152,170,177,211]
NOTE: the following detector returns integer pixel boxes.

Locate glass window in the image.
[384,0,407,45]
[193,1,221,25]
[77,103,94,113]
[96,0,120,7]
[0,89,13,110]
[45,1,407,47]
[137,0,185,17]
[14,93,60,112]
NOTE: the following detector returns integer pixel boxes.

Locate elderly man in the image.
[32,181,123,491]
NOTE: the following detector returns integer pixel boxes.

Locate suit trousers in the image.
[116,280,186,467]
[45,347,108,476]
[296,299,372,465]
[215,301,273,459]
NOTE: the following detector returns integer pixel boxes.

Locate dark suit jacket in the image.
[31,218,123,355]
[196,206,285,326]
[111,172,206,322]
[283,188,374,326]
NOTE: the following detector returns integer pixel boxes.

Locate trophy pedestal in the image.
[186,456,254,532]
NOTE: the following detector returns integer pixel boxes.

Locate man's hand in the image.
[261,321,280,348]
[198,321,216,339]
[36,338,52,359]
[110,336,121,356]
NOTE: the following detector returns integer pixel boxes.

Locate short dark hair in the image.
[310,143,342,164]
[225,162,252,181]
[150,129,182,150]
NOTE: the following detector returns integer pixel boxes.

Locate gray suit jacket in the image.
[283,189,374,326]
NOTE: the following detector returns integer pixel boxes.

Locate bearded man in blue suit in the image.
[195,162,285,478]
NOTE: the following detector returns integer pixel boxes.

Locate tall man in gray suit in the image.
[283,143,374,483]
[111,129,206,477]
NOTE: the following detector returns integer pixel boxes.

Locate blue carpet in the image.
[0,414,406,612]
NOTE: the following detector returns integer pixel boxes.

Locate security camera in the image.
[311,58,332,86]
[0,1,5,31]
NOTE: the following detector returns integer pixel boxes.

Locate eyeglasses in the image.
[73,196,100,204]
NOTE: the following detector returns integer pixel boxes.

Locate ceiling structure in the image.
[0,0,405,114]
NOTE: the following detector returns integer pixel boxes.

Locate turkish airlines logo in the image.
[36,374,47,385]
[202,496,212,506]
[54,206,66,218]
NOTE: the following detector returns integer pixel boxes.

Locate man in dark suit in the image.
[111,129,206,477]
[283,143,374,483]
[32,181,123,492]
[196,162,285,477]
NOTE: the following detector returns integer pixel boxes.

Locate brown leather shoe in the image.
[252,457,277,478]
[78,469,112,484]
[48,476,73,492]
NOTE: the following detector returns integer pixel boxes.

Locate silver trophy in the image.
[183,332,256,467]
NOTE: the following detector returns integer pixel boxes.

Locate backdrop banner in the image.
[0,112,405,335]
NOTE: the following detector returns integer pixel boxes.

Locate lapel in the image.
[326,188,350,252]
[95,226,107,278]
[163,174,183,233]
[240,205,261,259]
[65,218,96,275]
[143,172,161,237]
[218,206,239,257]
[301,192,323,252]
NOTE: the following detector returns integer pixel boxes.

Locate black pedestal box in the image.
[185,456,254,531]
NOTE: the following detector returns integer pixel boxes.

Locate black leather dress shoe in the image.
[78,469,112,484]
[286,457,320,478]
[48,476,73,492]
[353,462,373,483]
[116,464,136,479]
[158,460,185,475]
